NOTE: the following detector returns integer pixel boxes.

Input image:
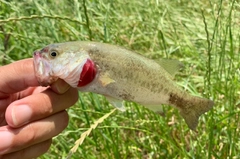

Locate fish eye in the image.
[50,51,58,57]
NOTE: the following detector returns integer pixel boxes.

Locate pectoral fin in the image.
[99,72,115,87]
[105,96,126,111]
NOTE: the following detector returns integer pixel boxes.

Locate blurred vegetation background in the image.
[0,0,239,158]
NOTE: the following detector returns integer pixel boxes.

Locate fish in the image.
[33,41,214,130]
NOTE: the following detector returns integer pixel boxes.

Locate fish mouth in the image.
[33,51,58,86]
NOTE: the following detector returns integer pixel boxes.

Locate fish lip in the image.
[33,51,58,86]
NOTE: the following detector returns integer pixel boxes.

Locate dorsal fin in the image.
[157,59,184,77]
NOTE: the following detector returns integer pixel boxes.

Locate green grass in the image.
[1,0,240,158]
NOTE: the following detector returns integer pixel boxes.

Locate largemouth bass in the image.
[33,41,214,130]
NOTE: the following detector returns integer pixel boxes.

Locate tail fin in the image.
[179,96,214,130]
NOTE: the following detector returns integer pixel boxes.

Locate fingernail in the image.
[11,105,32,127]
[54,80,70,94]
[0,131,13,153]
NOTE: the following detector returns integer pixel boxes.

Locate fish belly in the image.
[78,75,173,106]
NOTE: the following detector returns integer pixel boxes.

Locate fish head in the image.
[33,42,97,87]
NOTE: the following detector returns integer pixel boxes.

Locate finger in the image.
[0,87,42,123]
[18,79,71,96]
[0,139,52,159]
[0,79,71,115]
[5,87,78,127]
[0,94,18,118]
[0,59,39,98]
[0,87,46,112]
[0,111,68,155]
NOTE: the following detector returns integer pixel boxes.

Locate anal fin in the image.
[145,105,164,115]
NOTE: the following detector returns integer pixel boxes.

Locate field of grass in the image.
[1,0,240,158]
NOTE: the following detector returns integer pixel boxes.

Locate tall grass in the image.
[0,0,239,158]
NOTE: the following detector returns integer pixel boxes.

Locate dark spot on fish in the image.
[119,89,134,101]
[169,93,190,109]
[163,88,168,94]
[119,93,133,101]
[88,48,101,56]
[103,63,110,70]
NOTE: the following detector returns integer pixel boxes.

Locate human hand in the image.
[0,59,78,159]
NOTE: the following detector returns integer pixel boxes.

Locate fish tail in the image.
[169,93,214,130]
